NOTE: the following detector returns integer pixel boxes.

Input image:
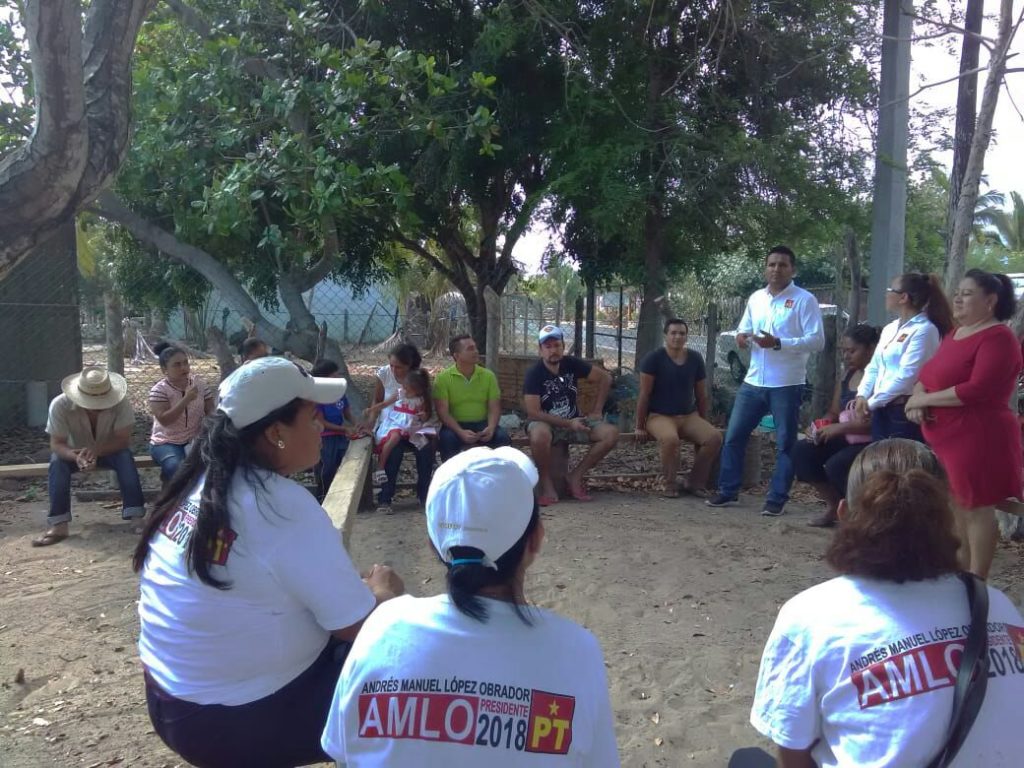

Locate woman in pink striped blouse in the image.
[149,342,217,483]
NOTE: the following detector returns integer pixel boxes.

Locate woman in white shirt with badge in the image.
[750,439,1024,768]
[322,446,620,766]
[854,272,952,441]
[133,357,404,768]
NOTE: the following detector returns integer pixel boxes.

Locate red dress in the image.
[920,324,1023,509]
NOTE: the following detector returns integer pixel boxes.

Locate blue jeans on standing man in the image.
[48,448,146,527]
[376,438,436,507]
[717,382,803,506]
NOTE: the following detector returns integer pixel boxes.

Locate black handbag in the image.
[925,572,990,768]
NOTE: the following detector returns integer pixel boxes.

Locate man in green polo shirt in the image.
[434,335,511,461]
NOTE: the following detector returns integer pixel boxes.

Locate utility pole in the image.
[867,0,913,325]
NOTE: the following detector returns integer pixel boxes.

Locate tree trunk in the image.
[206,327,239,380]
[0,0,155,279]
[635,199,667,369]
[91,191,363,403]
[946,0,1015,294]
[104,291,125,375]
[150,308,168,337]
[944,0,985,272]
[846,229,862,323]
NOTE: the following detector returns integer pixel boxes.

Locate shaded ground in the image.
[1,485,1021,767]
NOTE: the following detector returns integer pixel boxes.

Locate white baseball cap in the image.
[537,324,564,343]
[426,447,539,568]
[218,357,347,428]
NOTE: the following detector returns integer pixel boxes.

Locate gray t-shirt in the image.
[639,347,706,416]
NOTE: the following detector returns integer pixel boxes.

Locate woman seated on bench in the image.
[148,342,217,484]
[749,439,1024,767]
[321,446,620,765]
[134,357,404,768]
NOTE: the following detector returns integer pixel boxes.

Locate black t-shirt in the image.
[639,347,706,416]
[523,356,593,418]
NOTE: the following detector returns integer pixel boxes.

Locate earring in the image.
[276,440,285,449]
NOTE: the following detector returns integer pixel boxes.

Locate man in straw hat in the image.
[34,366,146,546]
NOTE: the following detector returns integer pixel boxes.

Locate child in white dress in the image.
[366,369,436,485]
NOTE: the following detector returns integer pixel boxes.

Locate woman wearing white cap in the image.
[322,446,620,766]
[132,357,405,768]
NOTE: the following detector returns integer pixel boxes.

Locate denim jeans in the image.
[438,420,512,461]
[316,434,350,500]
[871,400,923,442]
[717,383,803,505]
[48,448,146,526]
[150,443,187,483]
[377,438,436,506]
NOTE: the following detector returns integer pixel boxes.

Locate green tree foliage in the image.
[977,191,1024,255]
[539,0,879,363]
[114,1,496,326]
[342,0,571,348]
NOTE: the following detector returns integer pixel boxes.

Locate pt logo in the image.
[526,690,575,754]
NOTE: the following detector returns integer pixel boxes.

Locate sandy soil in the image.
[2,482,1022,768]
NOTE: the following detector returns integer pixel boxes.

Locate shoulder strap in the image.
[925,572,990,768]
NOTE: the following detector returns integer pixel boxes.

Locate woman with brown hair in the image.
[854,272,953,440]
[907,269,1023,580]
[750,439,1024,768]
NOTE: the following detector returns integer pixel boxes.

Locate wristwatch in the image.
[773,339,782,351]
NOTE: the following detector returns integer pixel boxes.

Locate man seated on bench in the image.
[33,366,146,547]
[433,334,511,462]
[523,325,618,506]
[636,318,722,498]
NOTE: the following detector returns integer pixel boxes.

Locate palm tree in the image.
[976,191,1024,253]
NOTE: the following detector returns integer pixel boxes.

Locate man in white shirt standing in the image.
[707,246,824,516]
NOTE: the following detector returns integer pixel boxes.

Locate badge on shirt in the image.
[896,333,908,342]
[784,299,794,308]
[526,691,575,754]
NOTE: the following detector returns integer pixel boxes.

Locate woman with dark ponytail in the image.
[854,272,952,441]
[751,439,1024,767]
[148,341,216,484]
[322,447,620,766]
[907,268,1023,579]
[134,357,404,768]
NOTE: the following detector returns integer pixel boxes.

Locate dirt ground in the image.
[1,482,1022,768]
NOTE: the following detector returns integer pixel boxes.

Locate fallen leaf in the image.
[650,712,660,725]
[655,737,664,746]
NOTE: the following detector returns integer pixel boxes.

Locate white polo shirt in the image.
[737,282,825,388]
[857,313,940,409]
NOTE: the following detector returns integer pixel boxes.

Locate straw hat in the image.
[61,366,129,410]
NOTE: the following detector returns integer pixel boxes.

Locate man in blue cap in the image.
[522,325,617,505]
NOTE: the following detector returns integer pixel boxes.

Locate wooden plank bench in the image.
[0,454,158,479]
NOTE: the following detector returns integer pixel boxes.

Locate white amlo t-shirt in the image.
[138,470,375,706]
[322,594,620,767]
[751,574,1024,767]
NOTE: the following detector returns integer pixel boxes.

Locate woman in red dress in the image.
[906,269,1022,579]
